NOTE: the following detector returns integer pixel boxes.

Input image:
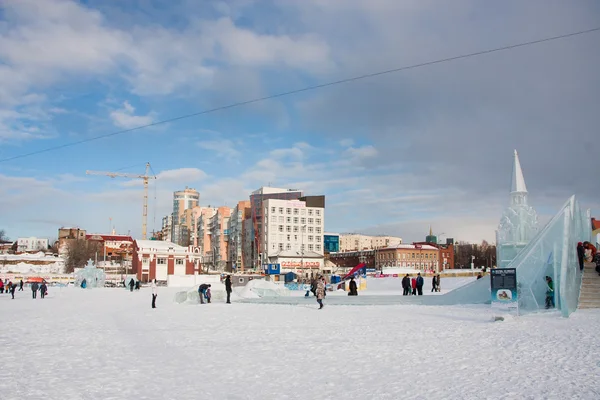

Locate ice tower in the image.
[496,150,539,268]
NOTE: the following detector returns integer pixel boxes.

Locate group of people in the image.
[401,273,425,296]
[192,275,233,307]
[577,241,599,274]
[0,279,47,300]
[0,279,23,298]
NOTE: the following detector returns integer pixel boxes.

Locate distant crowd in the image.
[0,278,47,300]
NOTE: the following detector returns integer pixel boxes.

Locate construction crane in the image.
[86,162,157,240]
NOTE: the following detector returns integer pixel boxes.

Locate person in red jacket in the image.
[411,277,417,296]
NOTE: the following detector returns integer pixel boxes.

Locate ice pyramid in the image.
[496,150,539,268]
[506,195,591,316]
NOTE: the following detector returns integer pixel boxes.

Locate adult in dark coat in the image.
[40,282,47,299]
[577,242,585,271]
[31,282,39,299]
[129,278,135,292]
[18,279,24,291]
[415,273,424,296]
[348,277,358,296]
[198,283,209,304]
[225,275,232,304]
[401,275,410,296]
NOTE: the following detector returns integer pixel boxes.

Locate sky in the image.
[1,0,599,244]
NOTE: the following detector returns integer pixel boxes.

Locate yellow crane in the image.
[86,162,157,240]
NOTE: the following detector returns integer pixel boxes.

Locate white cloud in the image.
[156,168,207,182]
[345,145,378,160]
[197,139,240,159]
[109,101,153,129]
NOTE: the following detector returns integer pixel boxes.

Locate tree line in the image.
[454,240,497,269]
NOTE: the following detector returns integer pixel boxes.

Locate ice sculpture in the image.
[496,150,539,268]
[505,195,591,317]
[74,259,106,289]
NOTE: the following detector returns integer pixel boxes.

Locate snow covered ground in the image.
[1,283,599,399]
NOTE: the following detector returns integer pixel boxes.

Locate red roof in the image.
[592,218,600,231]
[86,234,134,242]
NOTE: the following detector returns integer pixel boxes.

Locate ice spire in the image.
[511,149,527,193]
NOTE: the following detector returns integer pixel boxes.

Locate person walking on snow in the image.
[9,282,16,299]
[225,275,232,304]
[431,275,438,292]
[416,273,424,296]
[401,275,410,296]
[151,279,158,308]
[18,279,23,291]
[40,282,47,299]
[577,242,585,271]
[316,276,325,309]
[129,278,135,292]
[31,282,39,299]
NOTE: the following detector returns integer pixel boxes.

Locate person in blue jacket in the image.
[416,273,424,296]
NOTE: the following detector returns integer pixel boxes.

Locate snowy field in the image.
[1,281,600,399]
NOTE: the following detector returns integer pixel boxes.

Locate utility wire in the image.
[1,26,598,164]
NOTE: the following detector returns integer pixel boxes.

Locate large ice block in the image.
[505,196,591,316]
[74,259,106,288]
[496,150,539,268]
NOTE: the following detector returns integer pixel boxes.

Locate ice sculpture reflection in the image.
[75,259,106,288]
[496,150,539,268]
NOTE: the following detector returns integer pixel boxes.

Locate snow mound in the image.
[237,279,291,298]
[0,262,64,274]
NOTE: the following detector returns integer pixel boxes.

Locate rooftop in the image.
[135,240,188,251]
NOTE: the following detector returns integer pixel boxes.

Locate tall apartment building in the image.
[262,196,326,274]
[338,234,403,252]
[197,207,217,256]
[209,206,231,270]
[249,186,303,267]
[160,215,173,242]
[171,187,199,245]
[228,201,251,272]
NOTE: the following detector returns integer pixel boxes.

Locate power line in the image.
[1,26,598,164]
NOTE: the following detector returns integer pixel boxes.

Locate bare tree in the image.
[0,229,8,242]
[64,240,102,273]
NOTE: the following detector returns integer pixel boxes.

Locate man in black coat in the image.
[401,275,410,296]
[348,276,358,296]
[416,273,424,296]
[577,242,585,271]
[225,275,232,304]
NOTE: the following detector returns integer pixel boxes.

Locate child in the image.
[205,286,211,303]
[545,276,554,309]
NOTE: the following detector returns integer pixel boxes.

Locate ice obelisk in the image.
[495,150,539,268]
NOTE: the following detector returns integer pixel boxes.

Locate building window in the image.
[308,218,314,224]
[157,258,166,265]
[315,236,321,242]
[315,218,321,225]
[287,234,291,241]
[142,258,149,265]
[316,209,321,216]
[286,226,291,232]
[278,243,284,250]
[294,235,298,241]
[293,217,299,224]
[308,209,313,216]
[308,244,314,251]
[293,226,298,233]
[301,218,306,224]
[279,207,284,214]
[279,225,284,232]
[308,226,314,233]
[286,208,291,214]
[316,244,321,251]
[308,235,314,242]
[301,209,306,215]
[286,243,291,250]
[279,216,284,223]
[176,259,184,265]
[271,207,276,213]
[293,209,299,215]
[316,227,321,234]
[286,217,291,223]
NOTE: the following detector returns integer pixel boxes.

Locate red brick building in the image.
[133,240,201,282]
[413,241,455,270]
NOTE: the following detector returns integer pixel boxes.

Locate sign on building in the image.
[490,268,518,314]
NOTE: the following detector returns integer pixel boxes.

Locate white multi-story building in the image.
[17,237,48,252]
[338,234,402,252]
[262,197,325,275]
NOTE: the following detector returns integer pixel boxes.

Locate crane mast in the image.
[86,162,156,239]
